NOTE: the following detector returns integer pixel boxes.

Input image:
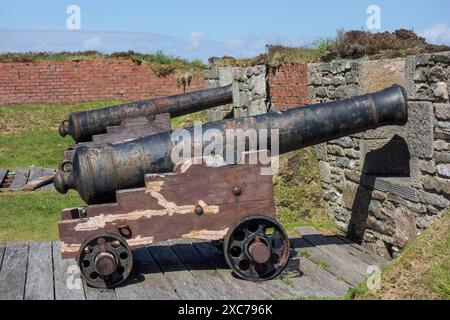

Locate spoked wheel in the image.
[77,233,133,289]
[224,216,290,281]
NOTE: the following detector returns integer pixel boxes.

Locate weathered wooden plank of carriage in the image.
[39,168,56,190]
[0,168,8,185]
[291,237,363,286]
[59,155,275,259]
[282,255,339,298]
[167,239,248,300]
[8,168,30,192]
[52,241,86,300]
[295,227,370,277]
[148,242,211,300]
[335,235,389,266]
[0,243,28,300]
[24,242,54,300]
[132,247,181,300]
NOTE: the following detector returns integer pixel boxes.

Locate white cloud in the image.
[0,28,314,61]
[82,36,103,50]
[421,23,450,45]
[185,32,207,51]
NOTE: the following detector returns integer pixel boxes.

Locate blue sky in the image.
[1,0,449,60]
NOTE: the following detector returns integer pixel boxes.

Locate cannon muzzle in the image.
[60,84,233,143]
[55,85,408,205]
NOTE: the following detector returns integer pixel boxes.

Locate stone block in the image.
[204,68,219,80]
[405,55,417,100]
[331,137,354,148]
[359,59,406,94]
[386,194,427,214]
[419,160,436,174]
[434,140,449,151]
[422,175,450,194]
[430,51,450,64]
[344,170,360,183]
[318,161,332,184]
[437,164,450,178]
[419,190,450,208]
[313,143,328,161]
[404,102,434,159]
[342,182,358,210]
[393,207,417,248]
[435,151,450,164]
[363,177,419,202]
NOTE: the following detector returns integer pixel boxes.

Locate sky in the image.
[0,0,449,61]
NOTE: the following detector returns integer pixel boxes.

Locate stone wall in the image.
[309,53,450,258]
[205,66,268,121]
[0,60,204,105]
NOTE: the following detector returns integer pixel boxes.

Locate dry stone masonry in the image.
[205,66,268,121]
[309,53,450,258]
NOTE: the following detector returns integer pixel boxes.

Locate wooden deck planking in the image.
[0,243,29,300]
[0,168,7,185]
[168,239,252,300]
[28,167,44,182]
[24,242,54,300]
[132,247,181,300]
[83,283,117,300]
[192,242,273,300]
[335,235,389,266]
[0,228,388,300]
[292,237,364,286]
[283,257,342,298]
[52,241,86,300]
[8,168,29,192]
[0,245,5,270]
[148,242,211,300]
[192,241,297,300]
[295,227,371,277]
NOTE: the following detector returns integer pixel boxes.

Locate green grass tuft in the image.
[0,191,83,243]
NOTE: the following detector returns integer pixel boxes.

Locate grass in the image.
[347,212,450,300]
[274,148,341,235]
[0,191,83,243]
[0,100,125,168]
[0,51,207,77]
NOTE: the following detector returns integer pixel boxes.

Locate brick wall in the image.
[0,60,204,105]
[268,64,309,110]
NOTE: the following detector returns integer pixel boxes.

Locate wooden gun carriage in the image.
[55,85,408,288]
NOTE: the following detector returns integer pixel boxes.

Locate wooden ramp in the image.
[0,227,388,300]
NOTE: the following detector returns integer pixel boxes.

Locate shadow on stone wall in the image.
[347,135,411,250]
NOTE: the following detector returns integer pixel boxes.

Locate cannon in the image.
[56,85,408,288]
[59,84,233,143]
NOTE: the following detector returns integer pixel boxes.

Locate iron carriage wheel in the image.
[223,216,290,281]
[77,233,133,289]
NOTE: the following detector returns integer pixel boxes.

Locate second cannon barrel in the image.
[59,84,233,143]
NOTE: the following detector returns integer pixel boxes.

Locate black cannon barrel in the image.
[59,84,233,143]
[55,85,408,205]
